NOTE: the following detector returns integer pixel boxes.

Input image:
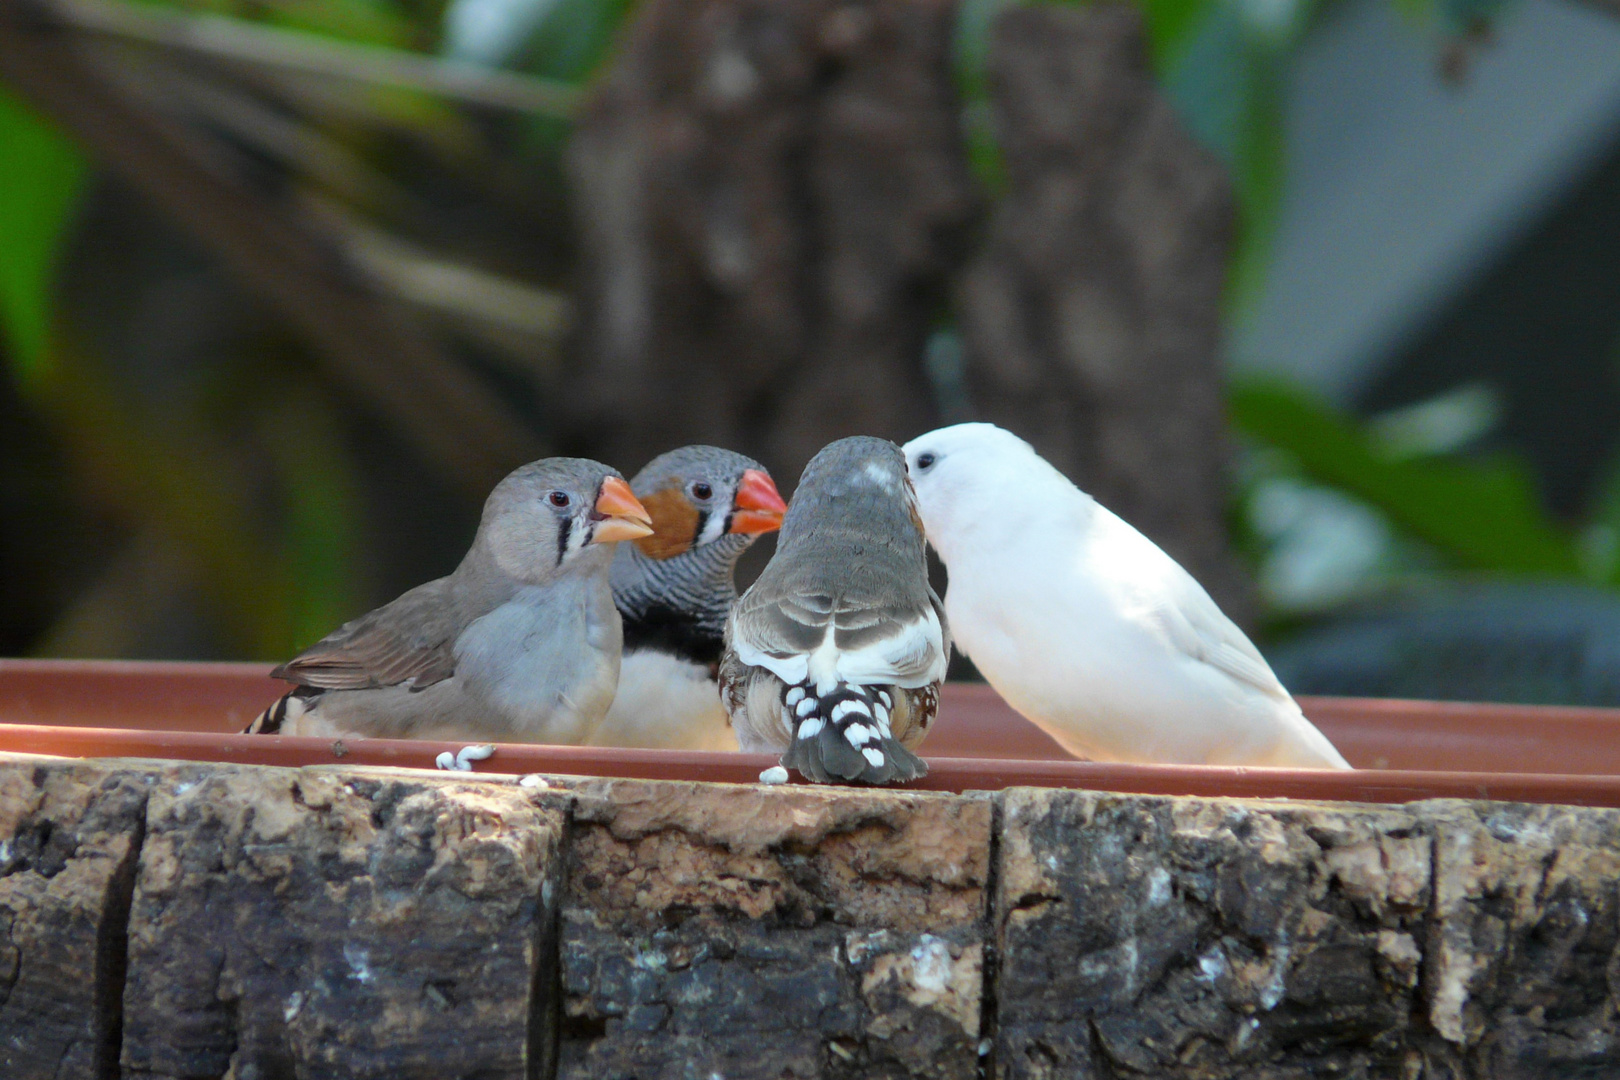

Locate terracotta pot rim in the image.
[3,658,1618,807]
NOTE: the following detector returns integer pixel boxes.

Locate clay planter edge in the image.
[1,658,1618,807]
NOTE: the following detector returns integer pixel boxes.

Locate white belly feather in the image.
[592,649,738,751]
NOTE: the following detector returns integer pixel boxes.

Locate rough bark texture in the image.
[1423,801,1620,1077]
[0,759,155,1080]
[119,764,564,1080]
[557,778,993,1079]
[993,789,1620,1079]
[0,755,1615,1077]
[564,0,978,480]
[958,5,1250,620]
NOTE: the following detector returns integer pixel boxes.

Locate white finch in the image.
[248,458,653,742]
[720,437,950,784]
[596,445,787,750]
[902,423,1350,769]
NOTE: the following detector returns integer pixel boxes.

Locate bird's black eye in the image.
[690,481,713,501]
[915,452,937,471]
[548,491,570,508]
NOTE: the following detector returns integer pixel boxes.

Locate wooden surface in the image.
[1,756,1617,1077]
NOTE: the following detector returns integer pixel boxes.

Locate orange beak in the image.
[590,475,655,544]
[728,468,787,535]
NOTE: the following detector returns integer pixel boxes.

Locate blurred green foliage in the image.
[1231,380,1582,578]
[0,0,1599,664]
[0,89,88,382]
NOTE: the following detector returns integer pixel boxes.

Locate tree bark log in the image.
[0,760,152,1080]
[563,0,978,480]
[995,789,1620,1078]
[119,764,564,1080]
[557,778,992,1078]
[0,756,1617,1076]
[958,4,1252,619]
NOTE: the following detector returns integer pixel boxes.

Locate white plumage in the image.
[902,423,1350,769]
[595,650,739,751]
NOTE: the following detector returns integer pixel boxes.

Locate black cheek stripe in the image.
[556,516,573,567]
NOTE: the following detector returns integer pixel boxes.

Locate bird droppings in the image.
[519,774,550,789]
[437,744,497,771]
[1257,944,1289,1010]
[1145,866,1172,907]
[909,935,954,994]
[344,944,375,984]
[758,765,789,785]
[1195,944,1228,984]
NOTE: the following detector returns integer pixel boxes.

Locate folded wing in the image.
[272,580,459,691]
[731,582,949,689]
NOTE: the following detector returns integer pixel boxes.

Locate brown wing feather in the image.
[271,579,459,691]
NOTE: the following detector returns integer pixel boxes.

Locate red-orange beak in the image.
[728,468,787,535]
[590,476,655,544]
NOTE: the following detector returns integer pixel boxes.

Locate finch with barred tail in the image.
[597,445,787,750]
[902,423,1350,769]
[248,458,653,743]
[720,436,950,784]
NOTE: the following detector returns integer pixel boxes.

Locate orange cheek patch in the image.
[633,487,699,560]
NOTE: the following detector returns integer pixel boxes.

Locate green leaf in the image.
[264,393,365,651]
[0,88,89,383]
[265,0,416,47]
[949,0,1004,193]
[1230,379,1581,577]
[1582,435,1620,585]
[29,335,296,657]
[1140,0,1217,67]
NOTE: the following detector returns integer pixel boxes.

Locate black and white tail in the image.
[244,686,322,734]
[779,681,926,784]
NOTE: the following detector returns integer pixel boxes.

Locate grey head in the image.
[466,456,654,589]
[611,445,788,663]
[260,456,650,705]
[777,436,924,560]
[749,436,932,617]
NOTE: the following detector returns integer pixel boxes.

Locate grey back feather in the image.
[732,437,944,662]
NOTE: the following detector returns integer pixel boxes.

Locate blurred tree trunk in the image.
[957,4,1253,620]
[562,0,978,480]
